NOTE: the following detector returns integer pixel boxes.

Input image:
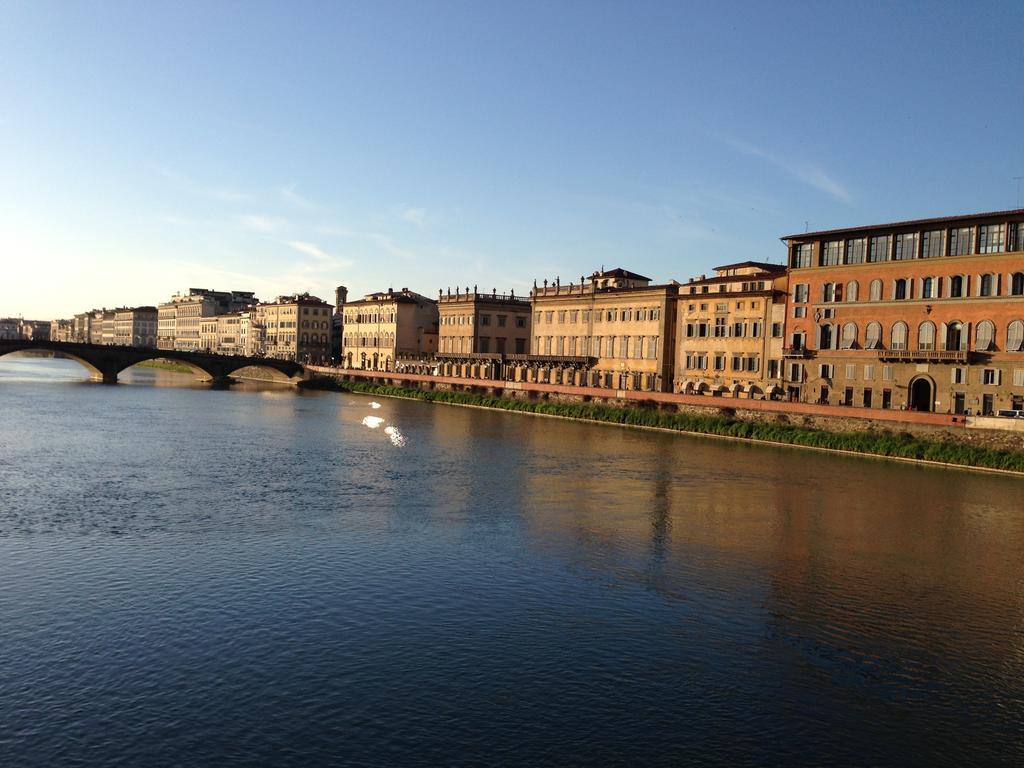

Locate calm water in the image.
[1,356,1023,767]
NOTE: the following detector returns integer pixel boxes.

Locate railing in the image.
[782,347,811,358]
[877,348,969,363]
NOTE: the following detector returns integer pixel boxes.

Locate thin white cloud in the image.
[280,183,317,209]
[399,205,428,227]
[724,138,851,203]
[155,166,248,202]
[236,214,287,233]
[367,232,417,260]
[287,241,334,261]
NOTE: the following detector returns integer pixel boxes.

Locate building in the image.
[529,268,678,391]
[114,307,157,347]
[332,286,348,362]
[0,318,21,339]
[782,208,1024,415]
[437,287,531,355]
[674,262,788,399]
[50,319,73,342]
[157,289,257,351]
[253,293,334,362]
[341,288,438,370]
[72,312,94,343]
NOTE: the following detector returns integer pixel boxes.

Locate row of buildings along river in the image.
[9,207,1024,417]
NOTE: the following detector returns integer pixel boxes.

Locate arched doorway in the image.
[909,377,934,412]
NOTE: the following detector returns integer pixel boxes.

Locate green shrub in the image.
[302,376,1024,473]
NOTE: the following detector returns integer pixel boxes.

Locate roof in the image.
[593,267,651,281]
[781,208,1024,241]
[712,261,787,273]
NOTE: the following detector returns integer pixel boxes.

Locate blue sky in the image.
[2,0,1023,318]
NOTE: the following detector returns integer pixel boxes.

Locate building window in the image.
[713,318,727,337]
[979,273,995,297]
[869,235,891,262]
[846,281,859,302]
[864,364,875,380]
[1014,369,1024,387]
[840,322,857,349]
[952,367,966,385]
[865,322,882,349]
[894,279,908,300]
[945,321,965,351]
[516,317,526,328]
[822,283,836,302]
[481,315,491,326]
[918,321,936,351]
[869,279,882,301]
[978,223,1006,253]
[894,232,918,260]
[793,307,807,318]
[793,284,809,303]
[714,355,725,371]
[976,320,995,351]
[921,229,945,258]
[772,322,783,337]
[792,244,813,268]
[647,337,658,359]
[818,324,834,349]
[845,237,867,264]
[950,275,965,298]
[921,276,935,299]
[982,368,1001,385]
[891,321,908,350]
[821,240,841,266]
[1010,223,1024,252]
[1008,320,1024,352]
[949,227,974,256]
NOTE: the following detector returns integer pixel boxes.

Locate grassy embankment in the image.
[304,376,1024,473]
[132,359,196,374]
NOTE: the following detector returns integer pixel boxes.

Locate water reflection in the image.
[1,356,1023,766]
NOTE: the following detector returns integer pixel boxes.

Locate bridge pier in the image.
[100,371,119,385]
[208,376,235,389]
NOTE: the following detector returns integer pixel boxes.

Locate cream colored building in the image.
[252,293,333,362]
[157,288,257,351]
[529,268,678,391]
[114,306,157,347]
[437,287,531,355]
[341,288,438,370]
[675,262,788,399]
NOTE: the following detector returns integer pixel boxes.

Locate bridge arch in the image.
[0,345,104,379]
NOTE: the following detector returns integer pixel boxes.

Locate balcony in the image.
[876,348,969,364]
[782,346,812,359]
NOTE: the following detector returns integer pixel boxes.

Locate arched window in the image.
[894,279,908,300]
[891,321,908,350]
[840,322,858,349]
[1007,320,1024,352]
[976,320,995,351]
[950,275,965,298]
[917,321,936,351]
[846,281,859,302]
[869,279,883,301]
[979,274,994,297]
[921,277,935,299]
[944,321,965,351]
[865,322,882,349]
[301,333,308,343]
[822,283,836,302]
[1012,273,1024,296]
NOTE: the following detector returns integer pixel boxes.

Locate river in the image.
[1,355,1022,766]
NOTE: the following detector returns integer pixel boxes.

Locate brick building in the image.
[783,208,1024,415]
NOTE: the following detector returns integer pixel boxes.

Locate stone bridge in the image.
[0,340,306,386]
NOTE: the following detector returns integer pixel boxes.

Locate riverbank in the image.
[132,359,196,374]
[303,376,1024,474]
